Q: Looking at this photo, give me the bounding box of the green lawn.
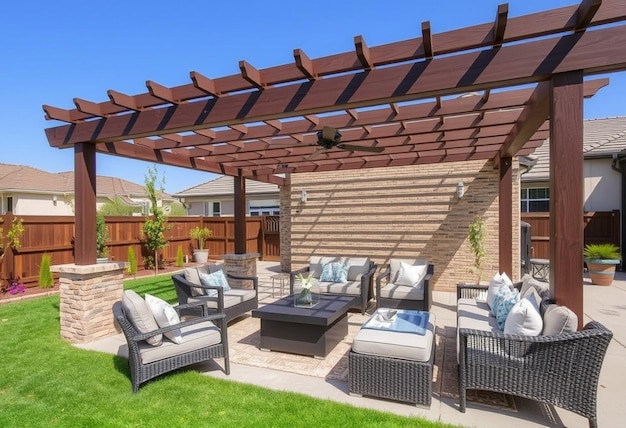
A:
[0,275,458,427]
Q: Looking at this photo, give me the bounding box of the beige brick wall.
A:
[281,159,522,291]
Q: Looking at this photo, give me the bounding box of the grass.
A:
[0,274,457,427]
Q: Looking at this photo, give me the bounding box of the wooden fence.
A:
[0,214,280,288]
[521,210,620,260]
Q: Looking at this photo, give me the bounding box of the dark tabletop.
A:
[251,294,356,326]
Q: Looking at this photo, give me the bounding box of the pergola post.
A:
[74,143,97,265]
[499,156,513,276]
[549,70,584,328]
[233,173,247,254]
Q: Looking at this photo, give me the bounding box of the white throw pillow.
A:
[144,294,183,344]
[504,297,543,336]
[395,261,426,288]
[486,272,513,310]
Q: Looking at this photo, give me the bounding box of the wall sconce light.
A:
[457,182,465,199]
[301,189,308,203]
[52,195,58,203]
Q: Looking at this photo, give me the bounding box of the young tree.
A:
[468,215,486,283]
[142,166,171,275]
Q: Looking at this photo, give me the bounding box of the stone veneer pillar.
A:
[222,253,259,290]
[51,262,129,344]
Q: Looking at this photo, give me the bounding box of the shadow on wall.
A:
[289,161,500,289]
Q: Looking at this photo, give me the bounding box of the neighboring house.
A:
[0,163,174,215]
[174,175,280,216]
[521,116,626,213]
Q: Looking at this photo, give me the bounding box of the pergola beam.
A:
[44,25,626,147]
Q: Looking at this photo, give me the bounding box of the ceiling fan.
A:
[307,126,385,159]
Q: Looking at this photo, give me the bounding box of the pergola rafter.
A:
[42,1,626,327]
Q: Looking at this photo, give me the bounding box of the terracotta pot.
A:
[585,259,620,286]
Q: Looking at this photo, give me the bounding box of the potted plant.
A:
[96,212,109,263]
[584,243,621,286]
[190,226,212,263]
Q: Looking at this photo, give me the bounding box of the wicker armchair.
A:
[112,301,230,393]
[172,270,258,324]
[457,284,613,428]
[376,260,433,310]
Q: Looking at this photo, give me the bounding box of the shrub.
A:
[175,245,184,267]
[39,253,54,288]
[126,246,137,275]
[468,215,486,282]
[584,243,621,260]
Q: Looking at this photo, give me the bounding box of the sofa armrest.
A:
[289,266,310,293]
[456,283,489,300]
[225,273,258,291]
[422,264,434,310]
[375,265,391,297]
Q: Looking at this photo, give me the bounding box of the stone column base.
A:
[52,262,129,344]
[223,253,259,289]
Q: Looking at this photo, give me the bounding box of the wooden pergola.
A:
[43,0,626,323]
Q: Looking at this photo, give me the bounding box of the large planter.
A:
[585,258,620,286]
[193,249,209,263]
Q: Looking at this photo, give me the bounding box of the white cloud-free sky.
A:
[2,0,624,193]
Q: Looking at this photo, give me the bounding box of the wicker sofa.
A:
[457,276,613,428]
[289,256,377,314]
[172,265,258,324]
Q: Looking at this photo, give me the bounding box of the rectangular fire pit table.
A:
[251,295,356,358]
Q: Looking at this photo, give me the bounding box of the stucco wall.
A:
[281,159,521,291]
[584,158,621,212]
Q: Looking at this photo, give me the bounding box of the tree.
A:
[168,202,188,216]
[99,196,139,216]
[141,166,171,274]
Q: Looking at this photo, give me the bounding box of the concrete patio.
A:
[81,261,626,428]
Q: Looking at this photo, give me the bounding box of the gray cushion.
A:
[319,281,362,296]
[342,257,371,281]
[352,313,436,362]
[138,320,222,364]
[122,290,162,346]
[184,266,209,297]
[191,288,256,309]
[542,304,578,335]
[457,298,498,332]
[379,283,425,301]
[520,274,550,300]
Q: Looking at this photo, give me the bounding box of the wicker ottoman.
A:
[348,311,435,406]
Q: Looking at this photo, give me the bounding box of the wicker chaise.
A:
[113,301,230,393]
[457,284,613,428]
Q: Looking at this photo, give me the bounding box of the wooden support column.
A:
[233,174,247,254]
[549,71,584,328]
[74,143,97,265]
[499,156,513,276]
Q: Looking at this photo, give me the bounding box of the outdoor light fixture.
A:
[457,182,465,199]
[52,195,58,203]
[301,189,308,203]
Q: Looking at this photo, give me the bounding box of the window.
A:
[249,205,280,216]
[521,187,549,212]
[204,201,221,216]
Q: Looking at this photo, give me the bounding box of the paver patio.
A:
[81,261,626,428]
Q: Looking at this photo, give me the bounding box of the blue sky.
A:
[2,0,625,194]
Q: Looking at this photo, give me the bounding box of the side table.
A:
[270,273,289,297]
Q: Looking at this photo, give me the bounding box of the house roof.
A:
[174,175,279,198]
[522,116,626,182]
[0,163,172,199]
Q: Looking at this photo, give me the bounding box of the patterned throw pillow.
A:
[199,270,231,297]
[493,289,520,330]
[320,262,349,283]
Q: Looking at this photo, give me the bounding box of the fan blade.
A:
[337,143,385,153]
[306,147,327,160]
